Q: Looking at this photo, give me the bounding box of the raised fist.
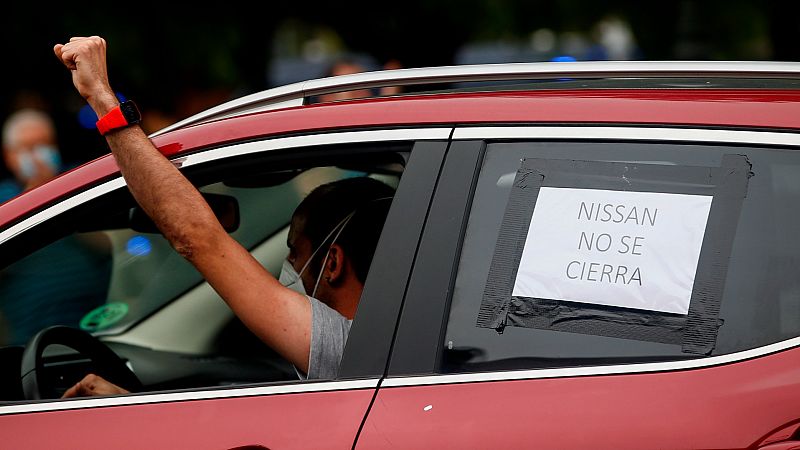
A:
[54,36,118,115]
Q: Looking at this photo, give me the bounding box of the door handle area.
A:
[758,443,800,450]
[758,422,800,449]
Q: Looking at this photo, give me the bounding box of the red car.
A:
[2,62,800,449]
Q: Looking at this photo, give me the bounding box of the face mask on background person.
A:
[279,211,355,298]
[14,145,62,181]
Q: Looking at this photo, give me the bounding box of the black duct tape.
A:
[477,155,752,355]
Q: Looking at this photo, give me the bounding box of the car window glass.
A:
[442,141,800,373]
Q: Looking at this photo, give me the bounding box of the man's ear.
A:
[325,243,346,283]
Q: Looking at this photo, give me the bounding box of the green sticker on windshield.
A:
[79,303,129,332]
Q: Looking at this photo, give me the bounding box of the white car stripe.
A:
[382,334,800,387]
[0,378,379,415]
[453,126,800,146]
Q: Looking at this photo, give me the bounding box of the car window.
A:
[0,165,398,348]
[441,141,800,373]
[0,137,414,402]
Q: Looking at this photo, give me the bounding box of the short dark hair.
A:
[293,177,395,283]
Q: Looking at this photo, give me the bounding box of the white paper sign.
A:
[512,187,713,315]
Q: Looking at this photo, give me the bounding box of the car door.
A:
[358,126,800,449]
[0,128,450,449]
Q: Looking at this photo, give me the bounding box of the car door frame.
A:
[385,124,800,377]
[361,125,800,449]
[0,127,451,450]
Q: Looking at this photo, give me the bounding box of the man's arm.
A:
[54,37,312,373]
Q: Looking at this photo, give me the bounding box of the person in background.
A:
[0,108,111,346]
[318,59,373,102]
[0,109,63,203]
[379,59,404,96]
[318,58,405,103]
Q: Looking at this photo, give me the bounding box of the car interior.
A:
[0,147,406,402]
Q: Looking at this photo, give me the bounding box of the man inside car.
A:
[53,36,394,397]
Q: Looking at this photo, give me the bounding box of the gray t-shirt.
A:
[297,296,352,380]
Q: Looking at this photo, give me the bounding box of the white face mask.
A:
[279,259,308,295]
[14,145,61,181]
[278,211,355,298]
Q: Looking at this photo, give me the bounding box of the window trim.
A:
[453,126,800,146]
[0,128,452,248]
[381,334,800,386]
[0,378,379,416]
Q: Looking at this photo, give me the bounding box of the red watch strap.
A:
[96,105,128,136]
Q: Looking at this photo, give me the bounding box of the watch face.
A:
[119,101,142,125]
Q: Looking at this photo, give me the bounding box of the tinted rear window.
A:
[442,141,800,373]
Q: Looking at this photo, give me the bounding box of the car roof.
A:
[2,61,800,229]
[152,60,800,135]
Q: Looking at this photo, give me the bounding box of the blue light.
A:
[78,105,99,129]
[126,235,152,256]
[551,55,577,62]
[77,92,128,129]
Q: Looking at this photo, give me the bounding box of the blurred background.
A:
[2,0,798,179]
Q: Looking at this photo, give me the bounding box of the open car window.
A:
[1,166,388,347]
[0,144,406,401]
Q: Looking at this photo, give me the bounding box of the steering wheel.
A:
[20,326,142,400]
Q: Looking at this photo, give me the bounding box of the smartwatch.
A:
[96,100,141,136]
